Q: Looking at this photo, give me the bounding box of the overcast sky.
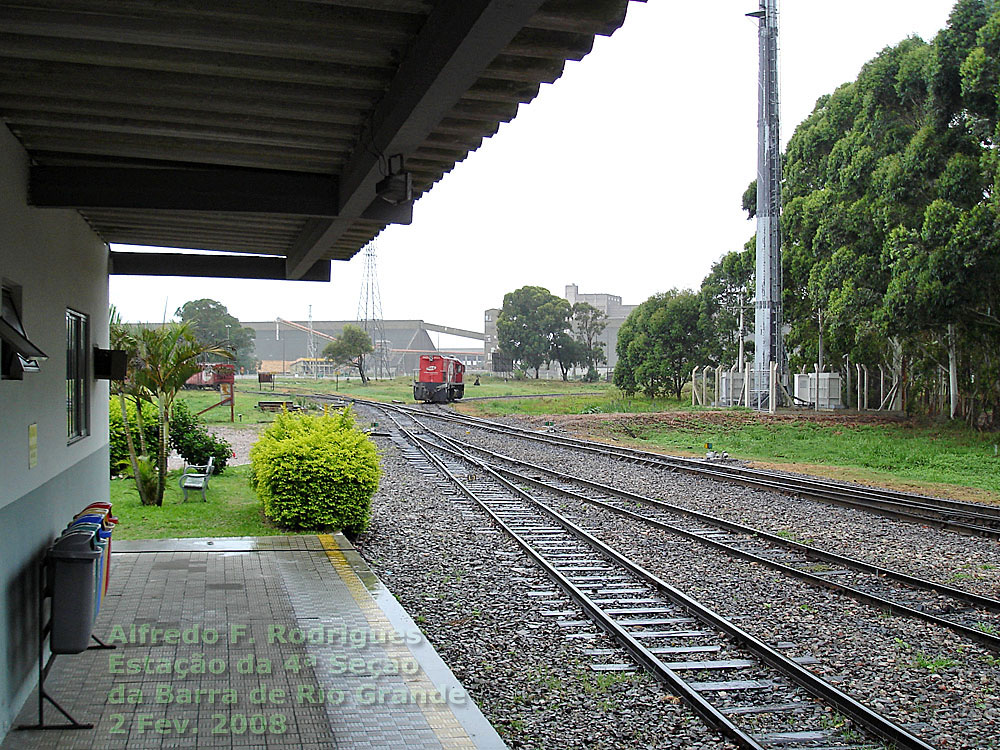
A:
[110,1,956,344]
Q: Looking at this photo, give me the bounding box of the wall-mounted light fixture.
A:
[375,154,412,206]
[1,285,46,380]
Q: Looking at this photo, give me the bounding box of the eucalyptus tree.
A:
[322,325,374,384]
[550,332,585,381]
[699,246,755,366]
[175,298,256,371]
[615,290,707,400]
[571,302,608,372]
[497,286,572,378]
[776,0,1000,422]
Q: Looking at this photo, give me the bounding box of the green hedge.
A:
[249,409,380,533]
[170,401,232,474]
[109,397,158,477]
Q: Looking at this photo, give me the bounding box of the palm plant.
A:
[133,322,231,506]
[109,307,153,504]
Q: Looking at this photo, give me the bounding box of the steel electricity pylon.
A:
[356,241,389,379]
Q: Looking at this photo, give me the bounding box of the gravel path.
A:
[167,423,262,470]
[353,404,1000,749]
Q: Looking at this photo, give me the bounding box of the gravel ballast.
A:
[207,402,998,747]
[351,404,1000,749]
[419,412,1000,599]
[358,436,734,750]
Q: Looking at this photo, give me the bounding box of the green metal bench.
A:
[178,456,214,502]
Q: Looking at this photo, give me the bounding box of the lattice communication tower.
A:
[356,241,389,378]
[306,305,317,377]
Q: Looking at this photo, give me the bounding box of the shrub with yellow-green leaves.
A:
[249,408,379,533]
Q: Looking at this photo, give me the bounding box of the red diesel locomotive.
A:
[413,354,465,403]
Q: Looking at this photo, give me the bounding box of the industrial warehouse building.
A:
[0,1,632,739]
[247,319,485,377]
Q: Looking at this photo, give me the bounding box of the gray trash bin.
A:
[47,529,101,654]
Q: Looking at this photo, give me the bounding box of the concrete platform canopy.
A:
[3,0,635,279]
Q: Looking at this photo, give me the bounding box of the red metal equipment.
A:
[184,363,235,390]
[185,363,236,421]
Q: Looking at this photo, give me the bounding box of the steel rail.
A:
[394,410,1000,651]
[382,407,937,750]
[426,406,1000,520]
[391,403,1000,538]
[498,462,1000,652]
[394,424,767,750]
[436,432,1000,606]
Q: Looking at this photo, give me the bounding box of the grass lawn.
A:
[110,465,302,539]
[176,388,289,424]
[175,378,1000,504]
[447,385,1000,502]
[226,374,613,406]
[455,391,691,417]
[594,417,1000,503]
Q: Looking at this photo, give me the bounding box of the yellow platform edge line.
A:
[317,534,477,750]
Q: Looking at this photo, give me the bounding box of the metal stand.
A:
[15,560,115,731]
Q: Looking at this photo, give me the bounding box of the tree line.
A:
[614,0,1000,428]
[495,286,608,380]
[782,0,999,426]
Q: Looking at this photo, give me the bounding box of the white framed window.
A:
[66,308,90,442]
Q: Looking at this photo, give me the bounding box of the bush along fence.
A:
[109,398,232,477]
[689,361,906,413]
[249,408,380,533]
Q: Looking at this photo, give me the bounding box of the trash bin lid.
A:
[74,513,115,530]
[57,527,94,543]
[72,514,104,525]
[77,503,112,525]
[48,530,100,560]
[75,510,108,523]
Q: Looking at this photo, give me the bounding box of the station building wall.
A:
[0,125,110,737]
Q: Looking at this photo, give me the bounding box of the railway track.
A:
[386,402,1000,540]
[357,401,1000,651]
[377,405,936,750]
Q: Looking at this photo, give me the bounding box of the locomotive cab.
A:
[413,355,465,403]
